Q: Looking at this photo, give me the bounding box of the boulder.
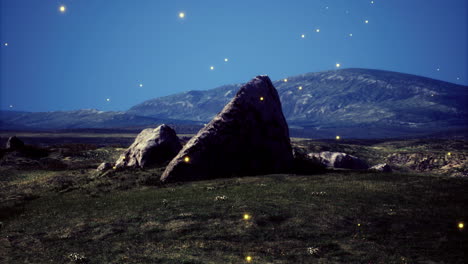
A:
[97,162,113,172]
[369,163,392,172]
[115,124,182,168]
[6,136,24,150]
[161,75,293,183]
[308,151,368,170]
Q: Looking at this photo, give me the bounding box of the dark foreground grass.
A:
[1,171,467,263]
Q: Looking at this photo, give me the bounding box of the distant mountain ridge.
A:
[1,68,467,138]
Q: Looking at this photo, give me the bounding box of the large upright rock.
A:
[161,75,293,183]
[115,124,182,168]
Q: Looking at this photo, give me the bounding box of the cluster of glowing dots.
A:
[459,222,464,230]
[179,12,185,19]
[184,156,190,163]
[245,256,252,262]
[59,5,66,13]
[336,136,341,140]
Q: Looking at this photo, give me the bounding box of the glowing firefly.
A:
[179,12,185,18]
[184,156,190,163]
[224,58,228,62]
[139,83,143,87]
[283,78,288,82]
[210,66,214,70]
[106,98,110,102]
[447,152,452,156]
[336,63,341,68]
[301,34,305,38]
[316,29,320,33]
[365,20,369,24]
[298,86,303,90]
[245,256,252,262]
[459,222,464,230]
[4,43,8,46]
[260,97,264,101]
[243,214,251,220]
[59,5,66,13]
[336,135,341,140]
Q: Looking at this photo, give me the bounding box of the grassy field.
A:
[1,170,467,263]
[0,133,467,263]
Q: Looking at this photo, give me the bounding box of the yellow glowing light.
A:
[284,78,288,82]
[113,166,116,170]
[301,34,305,38]
[336,136,341,140]
[298,86,303,90]
[210,66,214,70]
[458,222,464,229]
[316,29,320,33]
[243,214,251,220]
[184,156,190,163]
[260,97,264,101]
[365,20,369,24]
[59,5,66,13]
[357,223,361,227]
[224,58,228,62]
[336,63,341,68]
[246,256,252,262]
[447,152,452,156]
[179,12,185,18]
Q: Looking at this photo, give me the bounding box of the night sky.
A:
[1,0,467,112]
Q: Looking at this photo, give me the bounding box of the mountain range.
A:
[1,68,467,138]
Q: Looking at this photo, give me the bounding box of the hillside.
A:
[1,68,467,138]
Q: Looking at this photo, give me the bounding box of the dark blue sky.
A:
[1,0,467,112]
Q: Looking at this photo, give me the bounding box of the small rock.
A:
[5,136,24,150]
[308,151,368,170]
[96,162,112,172]
[369,163,392,172]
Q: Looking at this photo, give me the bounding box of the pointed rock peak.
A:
[161,75,293,183]
[115,124,182,169]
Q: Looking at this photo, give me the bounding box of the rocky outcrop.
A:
[161,75,293,183]
[307,151,368,170]
[369,163,392,172]
[6,136,24,150]
[115,124,182,168]
[387,152,466,173]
